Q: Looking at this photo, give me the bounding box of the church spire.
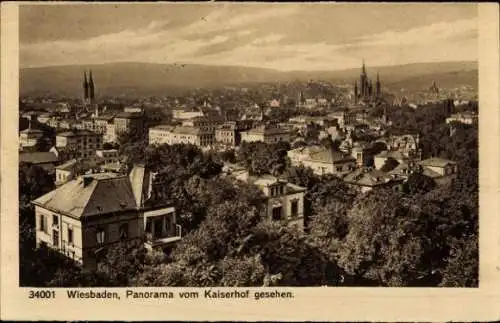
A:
[376,72,381,98]
[354,81,358,103]
[88,69,95,102]
[83,71,89,101]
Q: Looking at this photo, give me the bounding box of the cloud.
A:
[251,34,285,45]
[20,6,477,71]
[351,18,477,47]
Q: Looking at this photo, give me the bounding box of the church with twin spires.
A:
[82,70,96,106]
[82,70,102,118]
[353,61,381,103]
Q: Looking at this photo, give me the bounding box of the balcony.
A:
[143,207,182,251]
[145,224,182,250]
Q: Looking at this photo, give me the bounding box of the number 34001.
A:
[28,290,55,299]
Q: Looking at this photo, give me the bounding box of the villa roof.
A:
[19,151,58,164]
[375,150,408,160]
[32,173,138,218]
[290,146,354,164]
[344,168,398,187]
[248,174,306,193]
[419,157,457,168]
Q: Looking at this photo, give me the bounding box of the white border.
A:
[2,2,499,321]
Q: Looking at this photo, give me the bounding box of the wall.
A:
[35,206,84,263]
[81,211,143,271]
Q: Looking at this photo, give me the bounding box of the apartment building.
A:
[240,125,290,144]
[149,125,213,147]
[114,112,146,137]
[55,130,103,159]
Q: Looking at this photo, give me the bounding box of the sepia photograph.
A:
[14,2,482,290]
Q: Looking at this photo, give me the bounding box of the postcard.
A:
[1,2,499,321]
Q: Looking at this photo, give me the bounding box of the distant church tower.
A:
[360,60,368,98]
[354,81,358,103]
[88,70,95,103]
[376,72,381,98]
[83,69,96,106]
[83,71,89,103]
[297,91,305,107]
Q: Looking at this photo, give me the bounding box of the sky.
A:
[19,3,478,71]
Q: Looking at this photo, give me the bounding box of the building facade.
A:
[149,125,213,147]
[288,146,357,176]
[445,112,478,126]
[32,166,182,270]
[240,125,290,144]
[114,112,146,138]
[56,130,103,160]
[234,172,306,230]
[19,123,44,151]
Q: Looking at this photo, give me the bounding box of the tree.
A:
[439,233,478,287]
[219,255,266,286]
[403,172,436,194]
[19,163,55,209]
[337,190,433,286]
[96,240,148,286]
[236,141,291,177]
[308,203,349,262]
[241,222,341,286]
[308,174,356,212]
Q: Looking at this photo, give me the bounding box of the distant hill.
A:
[20,61,477,97]
[382,69,478,93]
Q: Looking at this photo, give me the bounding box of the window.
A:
[53,215,58,227]
[291,200,299,218]
[272,207,283,221]
[67,227,73,244]
[96,228,106,245]
[336,166,343,172]
[52,229,59,247]
[40,214,47,233]
[165,218,171,233]
[119,223,129,240]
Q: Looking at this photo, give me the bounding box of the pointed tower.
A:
[88,70,95,103]
[360,60,367,98]
[383,105,389,124]
[354,81,358,103]
[376,72,381,98]
[297,91,304,107]
[83,71,89,102]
